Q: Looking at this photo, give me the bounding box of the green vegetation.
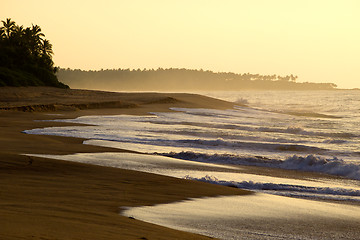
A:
[0,18,68,88]
[58,68,337,91]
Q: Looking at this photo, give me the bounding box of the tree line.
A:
[58,68,337,91]
[0,18,68,88]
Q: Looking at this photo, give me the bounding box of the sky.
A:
[2,0,360,89]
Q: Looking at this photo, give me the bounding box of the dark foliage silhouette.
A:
[0,18,68,88]
[58,68,337,91]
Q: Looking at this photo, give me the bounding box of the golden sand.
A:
[2,87,360,240]
[0,87,247,240]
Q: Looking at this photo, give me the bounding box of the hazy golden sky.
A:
[2,0,360,88]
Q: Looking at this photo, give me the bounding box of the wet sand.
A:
[1,87,360,239]
[124,194,360,239]
[26,152,360,239]
[0,87,247,240]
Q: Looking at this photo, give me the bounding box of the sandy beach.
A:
[2,2,360,239]
[2,87,360,240]
[0,87,248,240]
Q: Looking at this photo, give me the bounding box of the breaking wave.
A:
[149,119,356,139]
[161,152,360,180]
[184,175,360,201]
[173,138,324,153]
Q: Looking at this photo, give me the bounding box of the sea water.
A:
[24,90,360,239]
[24,90,360,200]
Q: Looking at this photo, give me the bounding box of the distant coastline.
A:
[57,68,338,91]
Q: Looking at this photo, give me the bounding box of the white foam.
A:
[27,152,360,202]
[24,104,360,163]
[185,175,360,201]
[282,155,360,180]
[163,152,360,180]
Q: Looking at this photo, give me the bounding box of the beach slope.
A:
[0,87,247,240]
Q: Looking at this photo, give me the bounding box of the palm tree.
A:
[12,25,24,45]
[30,24,45,41]
[290,74,298,82]
[0,18,16,39]
[0,28,4,39]
[30,25,45,55]
[41,39,53,58]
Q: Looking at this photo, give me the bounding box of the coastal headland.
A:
[0,87,248,240]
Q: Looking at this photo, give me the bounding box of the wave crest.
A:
[185,175,360,196]
[184,175,360,201]
[161,152,360,180]
[282,155,360,179]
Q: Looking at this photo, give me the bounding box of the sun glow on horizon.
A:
[2,0,360,89]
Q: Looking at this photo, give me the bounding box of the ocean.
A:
[25,90,360,239]
[25,90,360,199]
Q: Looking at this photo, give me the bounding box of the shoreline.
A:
[2,87,360,239]
[0,87,247,239]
